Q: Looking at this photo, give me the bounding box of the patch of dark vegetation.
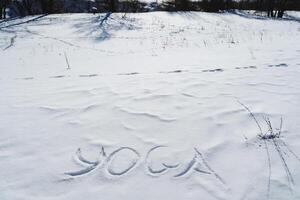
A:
[1,0,299,19]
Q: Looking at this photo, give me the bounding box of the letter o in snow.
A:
[106,147,140,176]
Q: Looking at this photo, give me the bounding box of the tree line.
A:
[1,0,300,19]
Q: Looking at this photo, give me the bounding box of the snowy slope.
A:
[0,11,300,200]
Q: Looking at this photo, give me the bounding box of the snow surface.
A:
[0,11,300,200]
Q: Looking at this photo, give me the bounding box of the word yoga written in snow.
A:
[64,146,226,186]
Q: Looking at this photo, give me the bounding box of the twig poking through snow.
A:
[64,52,71,70]
[272,139,294,189]
[239,101,300,196]
[237,100,263,136]
[264,140,271,200]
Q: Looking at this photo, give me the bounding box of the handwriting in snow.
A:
[65,145,226,186]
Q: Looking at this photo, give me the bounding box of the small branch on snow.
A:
[64,51,71,70]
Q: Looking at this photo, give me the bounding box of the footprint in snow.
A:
[79,74,98,78]
[160,70,188,74]
[202,68,224,73]
[118,72,139,76]
[50,75,65,78]
[23,77,34,80]
[235,66,257,69]
[268,63,288,68]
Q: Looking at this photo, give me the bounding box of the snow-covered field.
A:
[0,11,300,200]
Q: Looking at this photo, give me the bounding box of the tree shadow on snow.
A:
[166,11,203,20]
[72,12,141,42]
[283,13,300,23]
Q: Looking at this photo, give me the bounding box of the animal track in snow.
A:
[202,68,224,73]
[268,63,288,68]
[235,66,257,69]
[23,77,34,80]
[118,72,139,76]
[79,74,98,77]
[160,70,188,74]
[50,75,65,79]
[13,63,294,82]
